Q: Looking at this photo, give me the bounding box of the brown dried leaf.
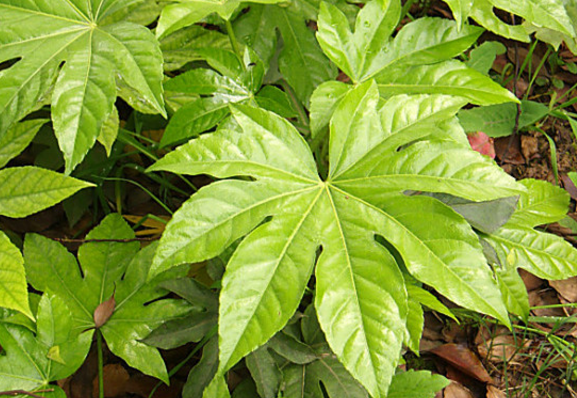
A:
[550,276,577,303]
[520,135,539,161]
[475,326,525,364]
[486,385,507,398]
[443,381,474,398]
[94,292,116,329]
[430,344,492,383]
[92,364,130,398]
[518,269,542,291]
[495,136,525,165]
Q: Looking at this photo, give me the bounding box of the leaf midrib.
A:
[330,184,504,319]
[221,186,324,371]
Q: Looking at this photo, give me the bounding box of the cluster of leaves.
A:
[2,0,577,397]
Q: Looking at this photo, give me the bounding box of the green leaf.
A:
[443,0,472,28]
[317,0,400,82]
[0,292,92,391]
[246,347,282,398]
[156,0,284,39]
[0,119,48,169]
[469,0,530,42]
[183,337,219,398]
[487,0,575,37]
[466,41,506,74]
[97,106,119,156]
[508,179,569,227]
[23,214,192,383]
[387,370,449,398]
[160,25,231,72]
[378,18,483,74]
[0,1,165,173]
[268,332,317,364]
[493,250,530,320]
[487,225,577,281]
[404,295,424,353]
[0,166,94,218]
[282,344,369,398]
[406,284,457,321]
[376,60,518,106]
[142,278,218,350]
[310,81,351,138]
[234,5,278,68]
[0,231,32,320]
[270,6,337,106]
[457,100,549,137]
[151,84,522,396]
[255,86,298,118]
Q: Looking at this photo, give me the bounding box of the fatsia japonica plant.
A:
[144,1,577,398]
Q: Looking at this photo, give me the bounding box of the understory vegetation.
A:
[2,0,577,397]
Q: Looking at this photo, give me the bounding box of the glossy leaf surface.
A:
[0,0,165,172]
[149,81,521,396]
[0,231,32,319]
[0,167,93,218]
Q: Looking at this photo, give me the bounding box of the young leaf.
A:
[0,167,94,218]
[23,214,192,383]
[0,0,166,173]
[0,231,32,320]
[317,0,400,82]
[150,81,521,396]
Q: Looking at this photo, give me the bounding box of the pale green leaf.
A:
[218,189,322,373]
[0,231,32,320]
[486,225,577,281]
[493,250,530,320]
[156,0,284,39]
[488,0,574,37]
[443,0,472,28]
[376,60,518,106]
[203,376,231,398]
[0,1,166,172]
[0,166,94,218]
[466,41,506,74]
[310,81,351,138]
[378,18,483,74]
[97,105,119,156]
[508,179,569,228]
[0,119,48,169]
[404,297,424,353]
[469,0,530,42]
[406,284,457,321]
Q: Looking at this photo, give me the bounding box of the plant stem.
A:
[96,330,104,398]
[226,19,244,70]
[280,80,309,130]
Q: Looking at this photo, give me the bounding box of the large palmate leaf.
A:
[0,0,166,173]
[311,10,516,136]
[23,214,192,383]
[0,293,92,394]
[148,80,522,397]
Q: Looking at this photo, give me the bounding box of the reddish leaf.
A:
[467,132,495,159]
[430,344,492,383]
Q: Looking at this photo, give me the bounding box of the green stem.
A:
[280,80,309,130]
[97,330,104,398]
[226,19,244,70]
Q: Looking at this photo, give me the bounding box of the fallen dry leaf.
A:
[475,326,526,364]
[93,364,129,398]
[518,269,543,291]
[486,385,507,398]
[550,276,577,303]
[431,344,492,383]
[443,381,475,398]
[520,135,539,161]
